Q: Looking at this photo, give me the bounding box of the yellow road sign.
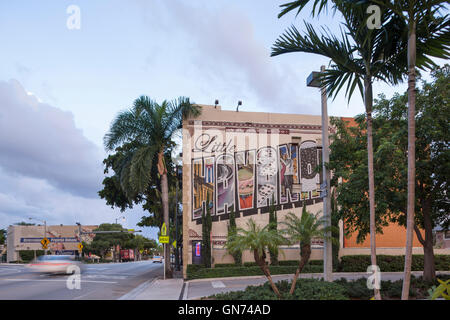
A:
[41,237,50,249]
[172,240,176,248]
[161,223,167,236]
[77,243,83,251]
[159,236,169,244]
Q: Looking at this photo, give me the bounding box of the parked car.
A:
[152,255,163,263]
[26,255,84,274]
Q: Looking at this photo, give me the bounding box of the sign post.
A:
[159,222,169,280]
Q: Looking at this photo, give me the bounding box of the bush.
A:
[334,278,373,300]
[18,250,45,263]
[186,264,323,280]
[210,278,349,300]
[339,255,450,272]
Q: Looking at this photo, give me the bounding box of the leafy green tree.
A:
[14,222,35,226]
[273,0,449,299]
[201,195,212,268]
[331,189,341,269]
[227,209,242,265]
[82,223,133,259]
[268,198,279,265]
[367,0,450,299]
[282,204,338,295]
[103,95,201,277]
[0,229,6,245]
[329,65,449,284]
[226,219,287,298]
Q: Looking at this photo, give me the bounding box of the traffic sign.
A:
[172,240,177,248]
[41,237,50,249]
[159,236,169,243]
[161,223,167,236]
[77,243,83,252]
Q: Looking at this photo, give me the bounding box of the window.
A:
[444,230,450,240]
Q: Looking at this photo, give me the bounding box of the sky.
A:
[0,1,445,241]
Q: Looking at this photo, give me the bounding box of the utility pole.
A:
[307,65,333,282]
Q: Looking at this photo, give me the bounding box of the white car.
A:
[152,255,163,263]
[26,255,83,274]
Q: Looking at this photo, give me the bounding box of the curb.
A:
[185,270,450,284]
[117,277,159,300]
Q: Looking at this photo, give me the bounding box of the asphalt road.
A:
[0,260,163,300]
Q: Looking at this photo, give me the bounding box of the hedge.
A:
[187,264,323,280]
[339,255,450,272]
[18,250,46,263]
[210,278,349,300]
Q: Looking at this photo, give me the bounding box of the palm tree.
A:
[282,205,338,295]
[226,219,287,298]
[368,0,450,300]
[104,96,201,277]
[273,1,406,299]
[273,0,449,299]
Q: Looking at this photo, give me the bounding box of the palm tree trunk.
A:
[254,250,281,298]
[365,76,381,300]
[159,150,172,278]
[289,243,311,295]
[402,21,416,300]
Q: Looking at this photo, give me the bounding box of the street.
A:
[0,260,163,300]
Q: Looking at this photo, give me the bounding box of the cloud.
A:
[0,79,103,198]
[151,1,314,114]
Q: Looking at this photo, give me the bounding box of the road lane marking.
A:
[211,281,226,288]
[0,278,117,284]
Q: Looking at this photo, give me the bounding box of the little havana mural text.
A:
[192,140,323,220]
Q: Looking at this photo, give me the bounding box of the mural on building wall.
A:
[192,157,215,220]
[300,141,322,199]
[216,154,235,215]
[256,147,278,208]
[236,150,255,211]
[191,140,323,220]
[279,144,300,204]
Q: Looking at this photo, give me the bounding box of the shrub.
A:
[210,278,349,300]
[186,264,323,280]
[339,255,450,272]
[334,278,373,300]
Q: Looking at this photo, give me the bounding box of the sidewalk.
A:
[118,269,185,300]
[119,270,450,300]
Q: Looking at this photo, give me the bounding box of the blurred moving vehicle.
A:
[152,255,163,263]
[26,255,84,274]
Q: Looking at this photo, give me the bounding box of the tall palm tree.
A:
[226,219,287,298]
[272,1,406,299]
[282,205,338,295]
[104,96,201,277]
[368,0,450,300]
[273,0,449,299]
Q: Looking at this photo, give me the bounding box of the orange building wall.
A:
[344,222,424,248]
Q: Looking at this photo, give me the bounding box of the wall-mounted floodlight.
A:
[215,99,219,108]
[236,100,242,112]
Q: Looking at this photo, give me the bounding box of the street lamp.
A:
[115,216,125,225]
[29,217,47,255]
[307,65,333,282]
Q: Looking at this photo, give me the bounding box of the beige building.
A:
[182,105,330,278]
[7,224,97,262]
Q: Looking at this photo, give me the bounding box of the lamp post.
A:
[29,217,47,255]
[115,216,125,225]
[307,65,333,282]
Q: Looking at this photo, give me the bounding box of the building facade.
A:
[182,106,329,277]
[7,224,97,262]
